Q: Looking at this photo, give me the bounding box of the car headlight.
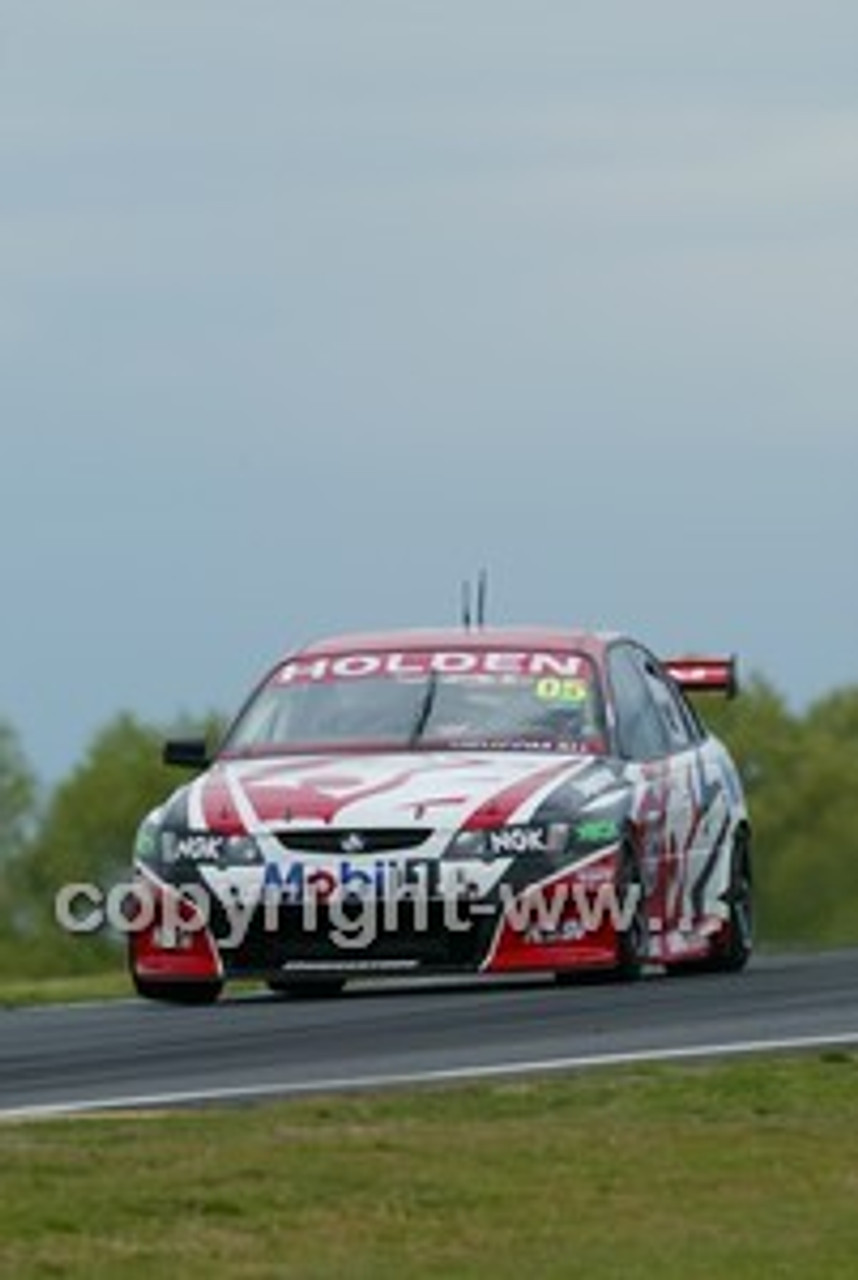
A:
[446,822,571,859]
[133,815,161,862]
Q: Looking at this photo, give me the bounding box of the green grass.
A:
[0,970,131,1008]
[2,1054,858,1278]
[0,970,265,1008]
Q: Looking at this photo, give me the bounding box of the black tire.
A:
[555,844,646,985]
[266,978,346,1000]
[132,973,223,1004]
[709,830,754,972]
[611,844,647,981]
[665,831,753,976]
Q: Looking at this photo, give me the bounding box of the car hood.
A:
[175,750,617,837]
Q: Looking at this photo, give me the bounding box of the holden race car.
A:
[129,627,752,1003]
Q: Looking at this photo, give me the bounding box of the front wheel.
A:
[132,974,223,1004]
[611,845,647,981]
[555,845,647,985]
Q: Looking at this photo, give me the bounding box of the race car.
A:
[128,627,752,1003]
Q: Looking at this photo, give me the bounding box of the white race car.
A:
[129,626,751,1002]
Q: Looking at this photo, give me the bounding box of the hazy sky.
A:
[2,2,856,781]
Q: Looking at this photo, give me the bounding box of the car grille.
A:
[274,829,432,854]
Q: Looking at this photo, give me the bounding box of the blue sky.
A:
[1,2,856,781]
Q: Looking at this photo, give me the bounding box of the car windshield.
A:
[221,649,607,756]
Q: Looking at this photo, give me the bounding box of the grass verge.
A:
[0,970,131,1008]
[2,1054,858,1278]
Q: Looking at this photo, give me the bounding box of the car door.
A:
[605,642,699,958]
[645,654,740,946]
[634,649,719,950]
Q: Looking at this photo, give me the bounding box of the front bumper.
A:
[129,850,624,984]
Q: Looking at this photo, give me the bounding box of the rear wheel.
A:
[132,974,223,1004]
[666,831,753,976]
[709,831,753,972]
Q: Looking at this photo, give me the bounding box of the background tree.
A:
[0,718,40,977]
[765,688,858,943]
[695,676,858,946]
[2,710,224,978]
[0,718,38,865]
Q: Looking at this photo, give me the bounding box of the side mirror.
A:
[162,738,211,769]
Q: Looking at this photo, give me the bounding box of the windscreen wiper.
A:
[408,671,438,747]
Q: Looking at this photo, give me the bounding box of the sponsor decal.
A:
[534,677,589,704]
[158,832,260,869]
[497,879,642,948]
[163,833,225,864]
[276,651,587,684]
[262,858,440,903]
[574,819,621,844]
[486,826,551,855]
[525,918,587,944]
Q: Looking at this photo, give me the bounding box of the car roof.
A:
[287,626,621,661]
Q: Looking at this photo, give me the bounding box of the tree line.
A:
[0,676,856,981]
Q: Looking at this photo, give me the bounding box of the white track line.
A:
[4,1029,858,1121]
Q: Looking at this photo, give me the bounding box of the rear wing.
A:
[664,655,738,699]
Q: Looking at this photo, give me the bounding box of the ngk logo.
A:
[487,827,548,855]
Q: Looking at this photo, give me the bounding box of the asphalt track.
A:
[2,950,858,1119]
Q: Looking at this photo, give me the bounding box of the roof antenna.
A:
[461,578,472,631]
[476,568,488,629]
